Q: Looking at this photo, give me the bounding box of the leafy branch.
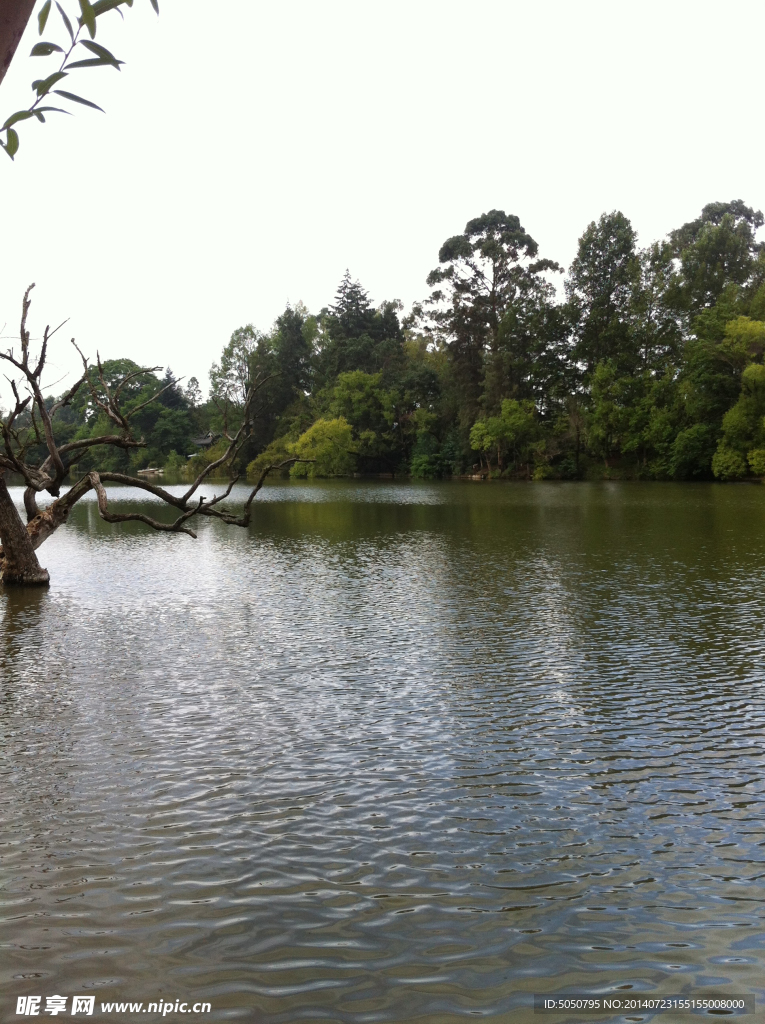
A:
[1,0,158,160]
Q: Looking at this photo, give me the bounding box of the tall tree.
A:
[485,284,570,414]
[670,200,764,315]
[328,271,376,341]
[566,210,641,377]
[423,209,559,422]
[273,303,313,401]
[631,240,684,372]
[210,326,262,409]
[244,304,315,452]
[315,272,404,387]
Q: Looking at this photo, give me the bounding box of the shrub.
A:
[712,443,748,480]
[246,438,291,481]
[747,448,765,476]
[289,418,357,478]
[669,424,715,478]
[164,450,186,474]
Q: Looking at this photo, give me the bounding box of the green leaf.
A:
[38,0,52,34]
[32,105,71,122]
[80,39,123,66]
[6,128,19,158]
[92,0,130,14]
[79,0,97,37]
[53,89,105,111]
[3,110,34,129]
[30,41,64,56]
[33,71,68,95]
[56,2,74,40]
[66,57,111,68]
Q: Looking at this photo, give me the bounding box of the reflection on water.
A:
[1,481,764,1022]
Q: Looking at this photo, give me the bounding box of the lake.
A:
[1,480,764,1022]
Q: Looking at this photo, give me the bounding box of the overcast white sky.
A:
[0,0,763,401]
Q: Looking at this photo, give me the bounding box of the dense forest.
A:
[21,199,765,482]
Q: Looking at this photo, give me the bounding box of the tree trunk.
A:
[0,0,36,88]
[0,476,50,584]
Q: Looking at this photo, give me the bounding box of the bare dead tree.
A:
[0,285,299,585]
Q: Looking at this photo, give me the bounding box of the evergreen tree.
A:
[316,272,404,386]
[670,200,764,315]
[422,210,559,450]
[328,271,376,340]
[566,211,641,378]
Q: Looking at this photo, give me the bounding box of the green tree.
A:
[566,211,642,377]
[254,303,316,444]
[274,303,313,400]
[712,363,765,479]
[423,210,560,429]
[632,240,684,372]
[671,314,765,478]
[718,316,765,368]
[184,377,203,408]
[315,273,405,388]
[670,200,764,315]
[669,423,716,479]
[586,361,629,467]
[469,399,537,476]
[488,290,572,415]
[289,418,356,478]
[210,326,261,408]
[327,371,402,472]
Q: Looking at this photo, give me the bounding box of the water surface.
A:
[1,481,764,1022]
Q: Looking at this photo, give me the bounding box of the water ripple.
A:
[1,481,764,1021]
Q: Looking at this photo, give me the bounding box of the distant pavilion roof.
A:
[191,431,219,448]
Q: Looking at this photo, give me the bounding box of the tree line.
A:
[17,198,765,483]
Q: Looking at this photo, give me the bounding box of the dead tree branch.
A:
[0,287,304,584]
[88,472,202,538]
